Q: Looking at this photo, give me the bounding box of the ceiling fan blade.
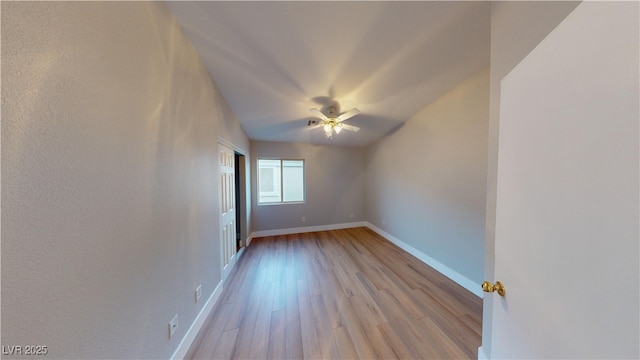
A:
[309,108,328,121]
[340,124,360,132]
[337,108,360,122]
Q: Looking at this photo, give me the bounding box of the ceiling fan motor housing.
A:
[327,106,338,118]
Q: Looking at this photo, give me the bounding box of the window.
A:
[258,159,305,204]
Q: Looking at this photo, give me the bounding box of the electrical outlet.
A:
[195,285,202,303]
[169,314,178,339]
[382,219,386,226]
[350,213,354,219]
[301,216,306,222]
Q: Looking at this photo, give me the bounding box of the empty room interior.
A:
[2,1,639,359]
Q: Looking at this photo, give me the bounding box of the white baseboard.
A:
[246,233,254,247]
[365,222,483,298]
[170,279,224,359]
[250,221,367,238]
[478,346,488,360]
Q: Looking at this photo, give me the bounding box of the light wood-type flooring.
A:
[185,227,482,359]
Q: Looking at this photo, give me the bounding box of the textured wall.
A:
[250,141,366,231]
[365,69,489,286]
[1,2,248,358]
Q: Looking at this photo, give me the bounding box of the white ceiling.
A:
[166,1,491,147]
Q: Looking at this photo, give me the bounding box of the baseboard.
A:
[250,221,367,238]
[365,222,483,298]
[246,233,254,247]
[170,279,224,359]
[478,346,488,360]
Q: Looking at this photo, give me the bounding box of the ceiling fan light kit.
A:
[309,106,360,138]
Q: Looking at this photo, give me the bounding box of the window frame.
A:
[257,158,306,205]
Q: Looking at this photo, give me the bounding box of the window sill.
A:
[257,201,306,206]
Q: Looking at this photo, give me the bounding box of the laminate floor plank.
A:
[184,301,233,360]
[309,294,341,359]
[221,238,267,304]
[284,265,303,359]
[378,321,421,359]
[319,268,347,329]
[212,329,238,360]
[415,288,482,357]
[375,288,443,359]
[271,276,286,313]
[223,266,266,332]
[248,282,274,359]
[303,251,326,298]
[298,283,322,359]
[348,295,397,359]
[337,295,378,359]
[229,271,268,360]
[460,313,483,337]
[373,266,426,320]
[267,309,286,360]
[185,227,482,359]
[333,326,359,359]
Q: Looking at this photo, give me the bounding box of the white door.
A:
[219,143,236,280]
[488,2,639,359]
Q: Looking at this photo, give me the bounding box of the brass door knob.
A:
[482,281,506,296]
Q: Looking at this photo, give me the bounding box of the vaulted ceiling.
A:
[166,1,491,147]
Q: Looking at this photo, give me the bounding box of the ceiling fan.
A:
[309,106,360,138]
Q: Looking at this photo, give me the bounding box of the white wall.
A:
[251,141,366,232]
[365,69,489,286]
[1,2,249,359]
[482,2,580,356]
